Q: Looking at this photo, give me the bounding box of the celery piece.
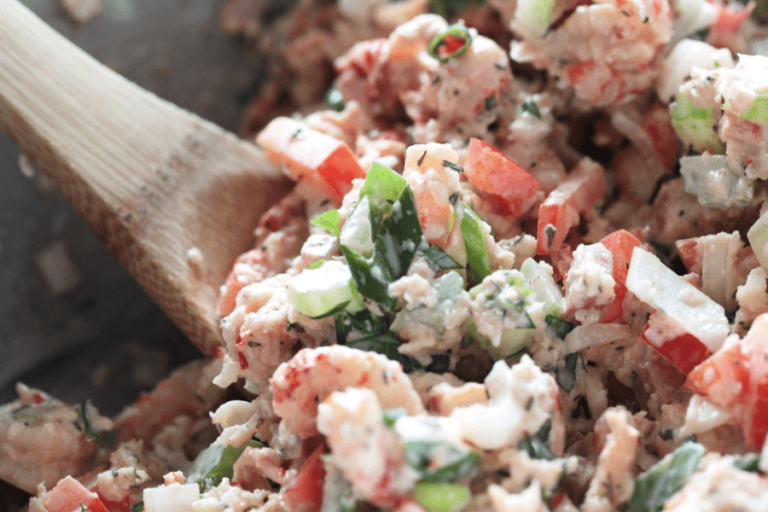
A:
[287,260,360,319]
[413,483,472,512]
[740,94,768,124]
[513,0,555,39]
[671,93,724,154]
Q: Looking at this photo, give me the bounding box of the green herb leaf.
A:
[360,162,408,203]
[80,504,89,512]
[545,225,556,251]
[733,453,761,473]
[382,408,407,427]
[627,442,705,512]
[77,400,100,441]
[130,501,144,512]
[556,352,579,393]
[484,96,497,110]
[311,209,341,236]
[460,203,491,284]
[326,87,345,112]
[187,440,263,492]
[405,441,481,483]
[428,24,473,63]
[341,179,422,312]
[335,309,388,344]
[421,244,463,272]
[545,314,573,339]
[308,260,325,270]
[521,98,542,119]
[347,331,424,372]
[518,420,555,461]
[342,245,397,311]
[413,482,472,512]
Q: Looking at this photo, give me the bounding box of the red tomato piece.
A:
[687,314,768,448]
[43,477,109,512]
[464,138,541,218]
[257,117,365,203]
[644,328,711,375]
[283,445,326,512]
[600,229,642,323]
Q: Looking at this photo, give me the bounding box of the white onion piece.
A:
[564,323,631,354]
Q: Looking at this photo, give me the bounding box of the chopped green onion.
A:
[187,440,263,492]
[130,501,144,512]
[626,442,705,512]
[484,96,497,110]
[518,420,555,460]
[556,352,579,393]
[521,98,542,119]
[311,209,341,237]
[413,482,472,512]
[428,24,472,64]
[421,244,463,271]
[77,400,100,441]
[545,314,573,339]
[405,441,481,483]
[326,87,345,112]
[460,203,491,284]
[346,331,423,372]
[382,408,407,427]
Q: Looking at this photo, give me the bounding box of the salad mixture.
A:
[6,0,768,511]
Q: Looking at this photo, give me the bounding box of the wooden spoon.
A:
[0,0,292,356]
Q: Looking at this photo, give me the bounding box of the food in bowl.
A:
[5,1,768,511]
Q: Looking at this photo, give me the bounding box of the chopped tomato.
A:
[536,158,605,255]
[687,313,768,448]
[257,117,365,203]
[464,138,542,218]
[600,229,642,323]
[643,325,711,375]
[283,445,326,512]
[43,477,109,512]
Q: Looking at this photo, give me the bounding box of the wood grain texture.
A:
[0,0,292,355]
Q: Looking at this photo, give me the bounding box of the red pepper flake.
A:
[239,352,250,369]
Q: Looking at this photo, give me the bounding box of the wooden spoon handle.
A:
[0,0,291,355]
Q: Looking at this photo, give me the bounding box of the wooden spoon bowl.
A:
[0,0,292,355]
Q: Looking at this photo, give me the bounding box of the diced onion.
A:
[564,323,631,354]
